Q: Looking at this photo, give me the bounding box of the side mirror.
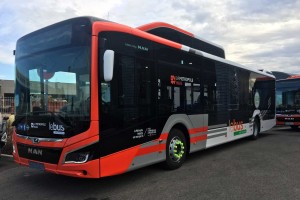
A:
[103,50,115,82]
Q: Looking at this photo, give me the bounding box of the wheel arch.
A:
[160,114,193,154]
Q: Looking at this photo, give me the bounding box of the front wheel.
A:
[163,129,187,170]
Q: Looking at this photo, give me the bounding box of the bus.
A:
[13,17,276,178]
[276,75,300,129]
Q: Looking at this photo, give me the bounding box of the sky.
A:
[1,0,300,80]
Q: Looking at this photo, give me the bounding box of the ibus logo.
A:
[49,122,65,135]
[229,119,246,136]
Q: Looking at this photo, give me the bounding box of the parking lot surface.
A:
[0,127,299,200]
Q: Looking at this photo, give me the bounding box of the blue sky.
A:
[1,0,300,80]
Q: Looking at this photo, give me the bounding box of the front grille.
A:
[17,143,62,164]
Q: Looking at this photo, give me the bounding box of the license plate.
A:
[29,161,45,171]
[285,122,294,125]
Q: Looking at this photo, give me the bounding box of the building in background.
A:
[0,80,15,114]
[0,80,14,98]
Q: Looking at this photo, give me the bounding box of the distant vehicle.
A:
[276,75,300,129]
[13,16,276,178]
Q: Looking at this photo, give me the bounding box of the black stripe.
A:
[207,132,227,139]
[189,48,196,54]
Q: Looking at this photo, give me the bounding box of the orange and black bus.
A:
[276,75,300,129]
[13,17,276,178]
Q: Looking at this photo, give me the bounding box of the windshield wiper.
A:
[50,111,72,126]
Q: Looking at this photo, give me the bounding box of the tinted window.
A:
[250,73,275,119]
[16,17,91,59]
[156,46,202,115]
[276,79,300,114]
[148,27,225,58]
[98,32,157,156]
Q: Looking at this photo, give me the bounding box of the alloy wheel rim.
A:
[169,136,185,162]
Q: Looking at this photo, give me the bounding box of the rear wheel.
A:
[163,129,187,170]
[251,118,260,140]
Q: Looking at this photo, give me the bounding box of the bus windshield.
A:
[276,79,300,114]
[14,18,91,138]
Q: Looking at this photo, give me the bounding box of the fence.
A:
[0,97,69,115]
[0,97,14,114]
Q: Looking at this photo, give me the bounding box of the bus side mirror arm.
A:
[103,50,115,82]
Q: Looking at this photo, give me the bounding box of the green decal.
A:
[234,129,247,136]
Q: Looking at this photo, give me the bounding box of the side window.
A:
[202,58,217,113]
[105,53,155,127]
[157,46,202,115]
[238,69,250,111]
[229,66,239,110]
[99,32,155,130]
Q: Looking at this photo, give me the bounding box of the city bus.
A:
[13,17,276,178]
[276,75,300,129]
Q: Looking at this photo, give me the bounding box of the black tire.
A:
[163,129,187,170]
[250,118,260,140]
[291,125,299,130]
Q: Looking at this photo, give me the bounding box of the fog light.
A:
[65,151,90,164]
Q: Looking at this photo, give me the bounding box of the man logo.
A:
[28,148,43,156]
[32,138,40,144]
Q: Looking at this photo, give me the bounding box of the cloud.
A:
[1,0,300,80]
[0,42,15,64]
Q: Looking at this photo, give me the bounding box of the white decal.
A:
[133,128,157,139]
[254,92,260,109]
[31,123,47,129]
[146,128,157,137]
[133,129,145,139]
[49,122,65,135]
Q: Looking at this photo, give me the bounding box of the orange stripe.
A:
[137,22,194,37]
[189,126,208,134]
[277,121,300,125]
[159,132,168,140]
[136,144,166,156]
[100,145,141,177]
[277,115,300,118]
[287,75,300,79]
[190,134,208,143]
[91,35,99,121]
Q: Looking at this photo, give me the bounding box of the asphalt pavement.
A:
[0,126,299,200]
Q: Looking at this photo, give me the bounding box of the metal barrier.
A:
[0,97,14,115]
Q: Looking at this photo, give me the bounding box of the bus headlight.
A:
[65,151,90,164]
[64,142,98,164]
[13,143,16,154]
